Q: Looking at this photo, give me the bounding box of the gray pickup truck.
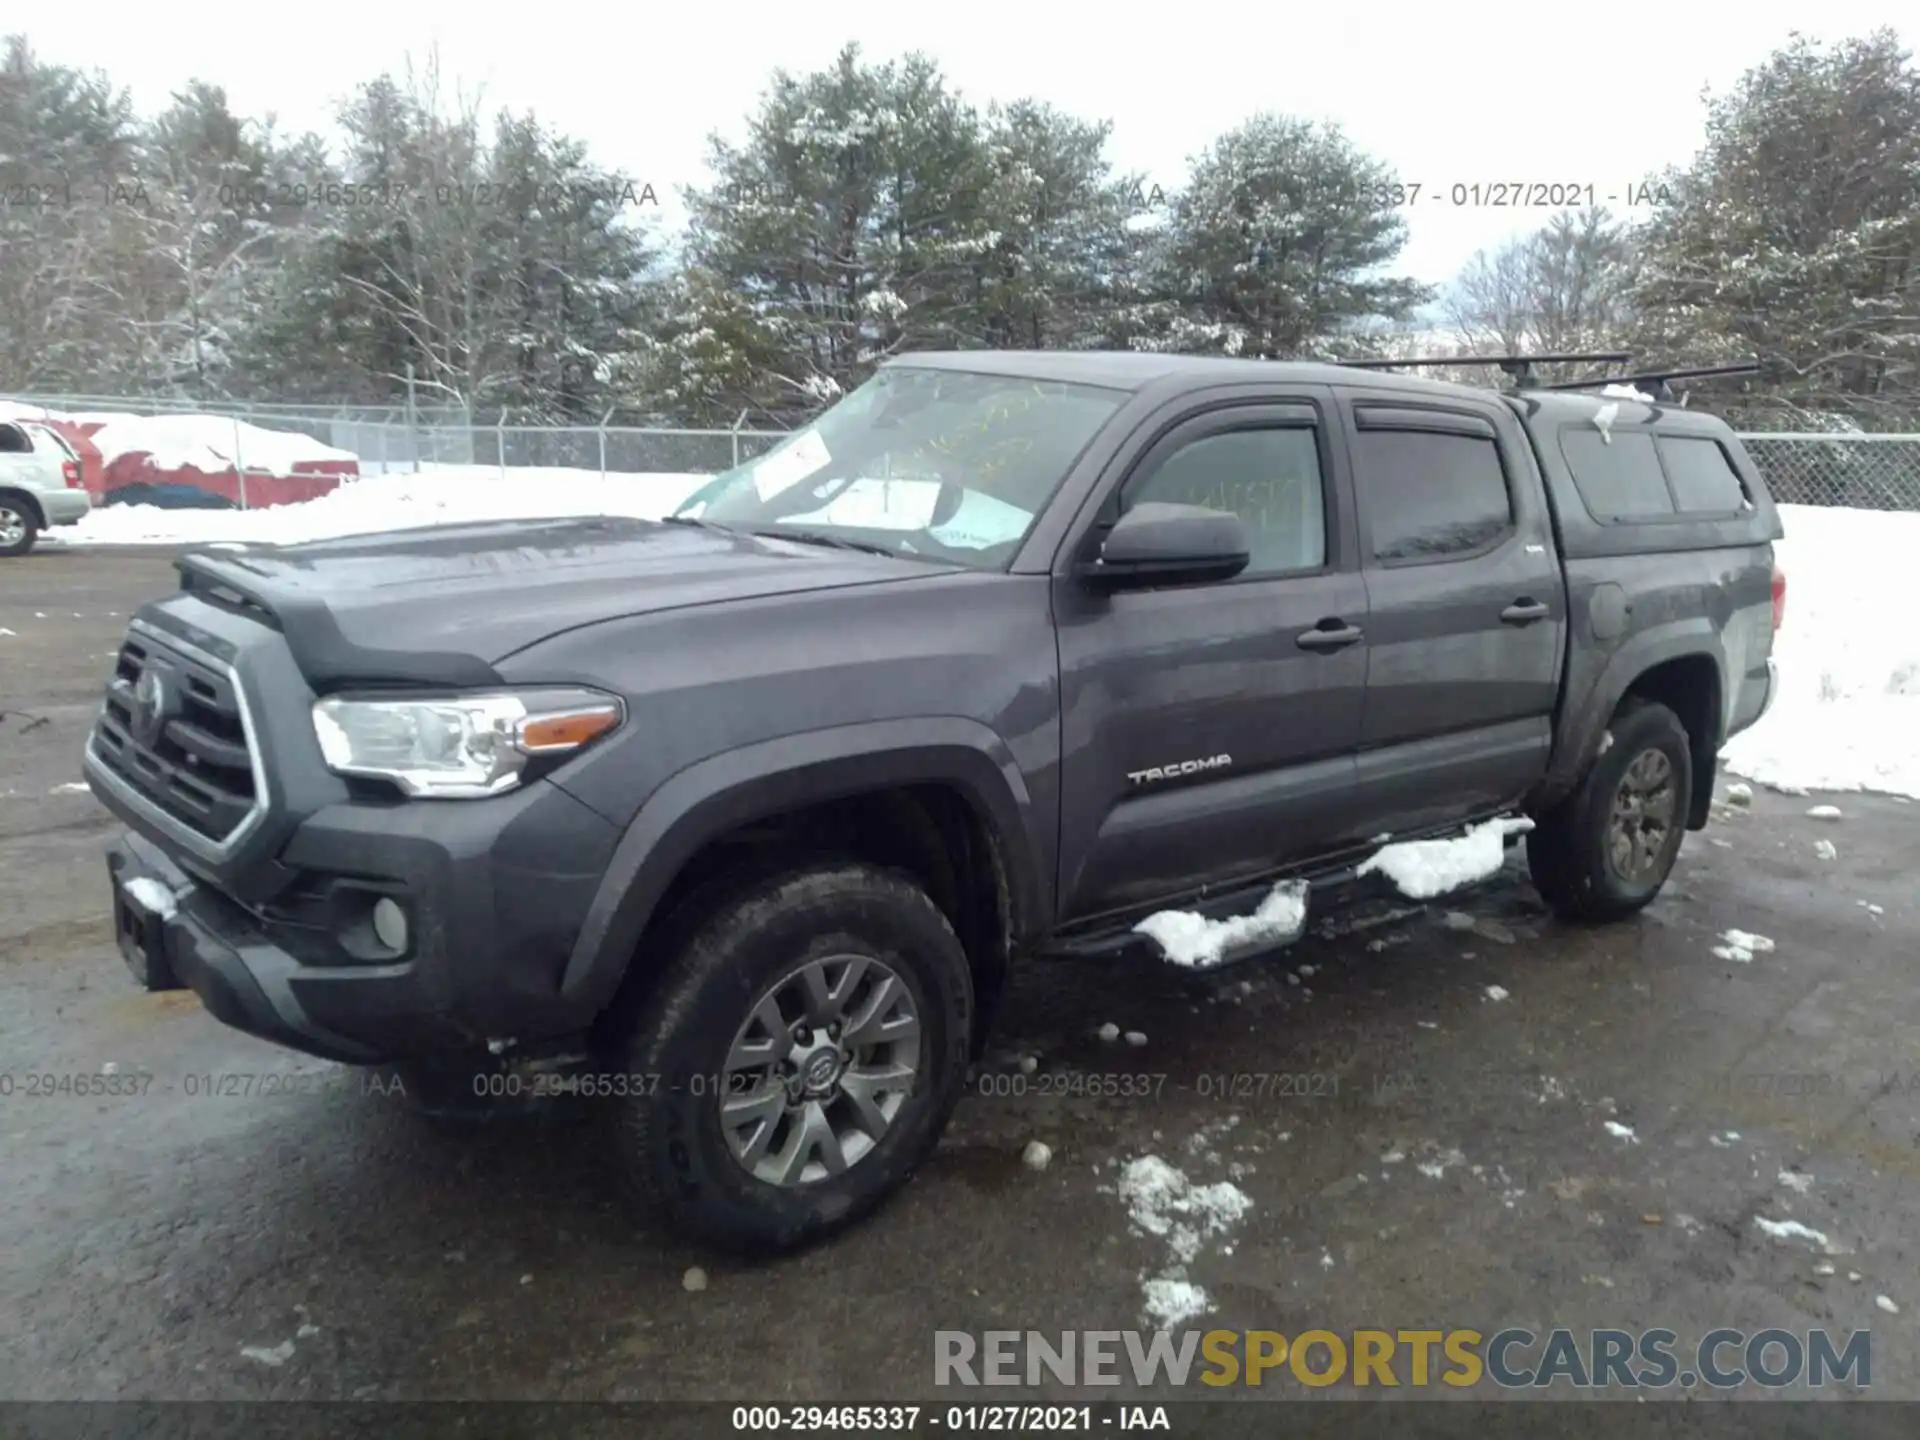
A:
[86,351,1783,1252]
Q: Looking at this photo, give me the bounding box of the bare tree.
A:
[1444,207,1636,361]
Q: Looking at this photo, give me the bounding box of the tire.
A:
[0,496,39,557]
[1527,699,1694,923]
[616,861,974,1254]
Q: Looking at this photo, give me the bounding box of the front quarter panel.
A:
[495,570,1063,998]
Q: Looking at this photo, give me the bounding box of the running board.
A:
[1041,867,1363,967]
[1040,813,1530,970]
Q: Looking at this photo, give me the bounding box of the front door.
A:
[1053,396,1372,924]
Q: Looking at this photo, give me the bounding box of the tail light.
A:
[62,460,82,489]
[1770,564,1787,633]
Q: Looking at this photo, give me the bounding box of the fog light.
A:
[371,897,409,954]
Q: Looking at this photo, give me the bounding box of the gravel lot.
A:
[4,548,1918,1414]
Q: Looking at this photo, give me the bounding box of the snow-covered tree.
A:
[1629,29,1920,428]
[235,57,660,417]
[1132,115,1431,359]
[0,35,143,390]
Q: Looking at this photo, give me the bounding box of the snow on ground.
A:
[1711,929,1776,963]
[55,466,713,546]
[1355,817,1534,901]
[1115,1155,1253,1328]
[1754,1217,1830,1249]
[1132,880,1309,969]
[1720,504,1920,800]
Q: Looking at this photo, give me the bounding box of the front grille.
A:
[92,630,261,844]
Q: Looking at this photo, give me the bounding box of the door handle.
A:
[1501,599,1551,625]
[1296,620,1363,652]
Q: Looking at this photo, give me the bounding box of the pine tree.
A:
[1141,115,1431,359]
[1629,30,1920,428]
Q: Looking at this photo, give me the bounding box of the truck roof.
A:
[884,349,1739,435]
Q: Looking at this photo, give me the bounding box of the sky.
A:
[17,4,1915,286]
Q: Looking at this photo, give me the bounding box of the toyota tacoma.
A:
[86,351,1783,1252]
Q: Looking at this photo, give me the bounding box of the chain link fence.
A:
[0,392,793,483]
[1735,434,1920,512]
[7,389,1920,511]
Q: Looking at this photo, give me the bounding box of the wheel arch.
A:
[0,486,48,531]
[560,719,1047,1039]
[1539,620,1728,828]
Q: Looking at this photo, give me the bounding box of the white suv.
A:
[0,419,93,555]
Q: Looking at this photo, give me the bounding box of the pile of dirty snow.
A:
[1720,504,1920,799]
[1356,817,1534,900]
[1116,1155,1253,1327]
[55,466,713,546]
[1133,879,1309,968]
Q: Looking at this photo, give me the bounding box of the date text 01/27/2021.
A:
[730,1404,1173,1432]
[1372,181,1674,208]
[0,1070,405,1100]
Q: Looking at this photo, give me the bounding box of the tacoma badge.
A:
[1127,754,1232,786]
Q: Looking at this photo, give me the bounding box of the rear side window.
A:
[0,424,30,455]
[1559,429,1674,521]
[23,425,75,461]
[1352,430,1513,562]
[1658,435,1749,513]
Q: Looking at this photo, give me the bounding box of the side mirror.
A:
[1079,502,1250,590]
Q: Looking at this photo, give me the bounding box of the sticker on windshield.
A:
[752,430,831,501]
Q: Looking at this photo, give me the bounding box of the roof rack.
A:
[1335,352,1633,391]
[1535,360,1763,404]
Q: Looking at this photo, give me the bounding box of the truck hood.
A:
[172,516,950,688]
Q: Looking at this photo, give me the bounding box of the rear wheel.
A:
[0,497,39,557]
[615,861,973,1254]
[1528,699,1693,923]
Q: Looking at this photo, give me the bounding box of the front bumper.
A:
[110,831,467,1063]
[99,778,623,1065]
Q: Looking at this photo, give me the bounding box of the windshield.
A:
[672,367,1126,568]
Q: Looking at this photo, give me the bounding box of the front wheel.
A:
[615,861,974,1254]
[0,498,39,557]
[1528,698,1694,923]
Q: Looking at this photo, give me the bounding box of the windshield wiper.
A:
[749,527,907,560]
[661,514,742,534]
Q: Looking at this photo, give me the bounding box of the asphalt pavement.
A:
[3,548,1918,1413]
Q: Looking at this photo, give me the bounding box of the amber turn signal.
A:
[515,705,622,753]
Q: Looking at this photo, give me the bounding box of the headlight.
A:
[311,689,624,798]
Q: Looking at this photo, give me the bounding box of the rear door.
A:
[1052,392,1372,923]
[1338,393,1566,837]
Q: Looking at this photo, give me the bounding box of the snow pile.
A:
[1711,929,1775,963]
[56,465,714,546]
[1355,817,1534,900]
[87,413,357,472]
[1754,1217,1829,1249]
[1133,879,1308,969]
[1116,1155,1253,1328]
[1721,504,1920,800]
[1599,384,1657,403]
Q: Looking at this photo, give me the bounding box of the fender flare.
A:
[1540,618,1727,807]
[558,717,1045,1012]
